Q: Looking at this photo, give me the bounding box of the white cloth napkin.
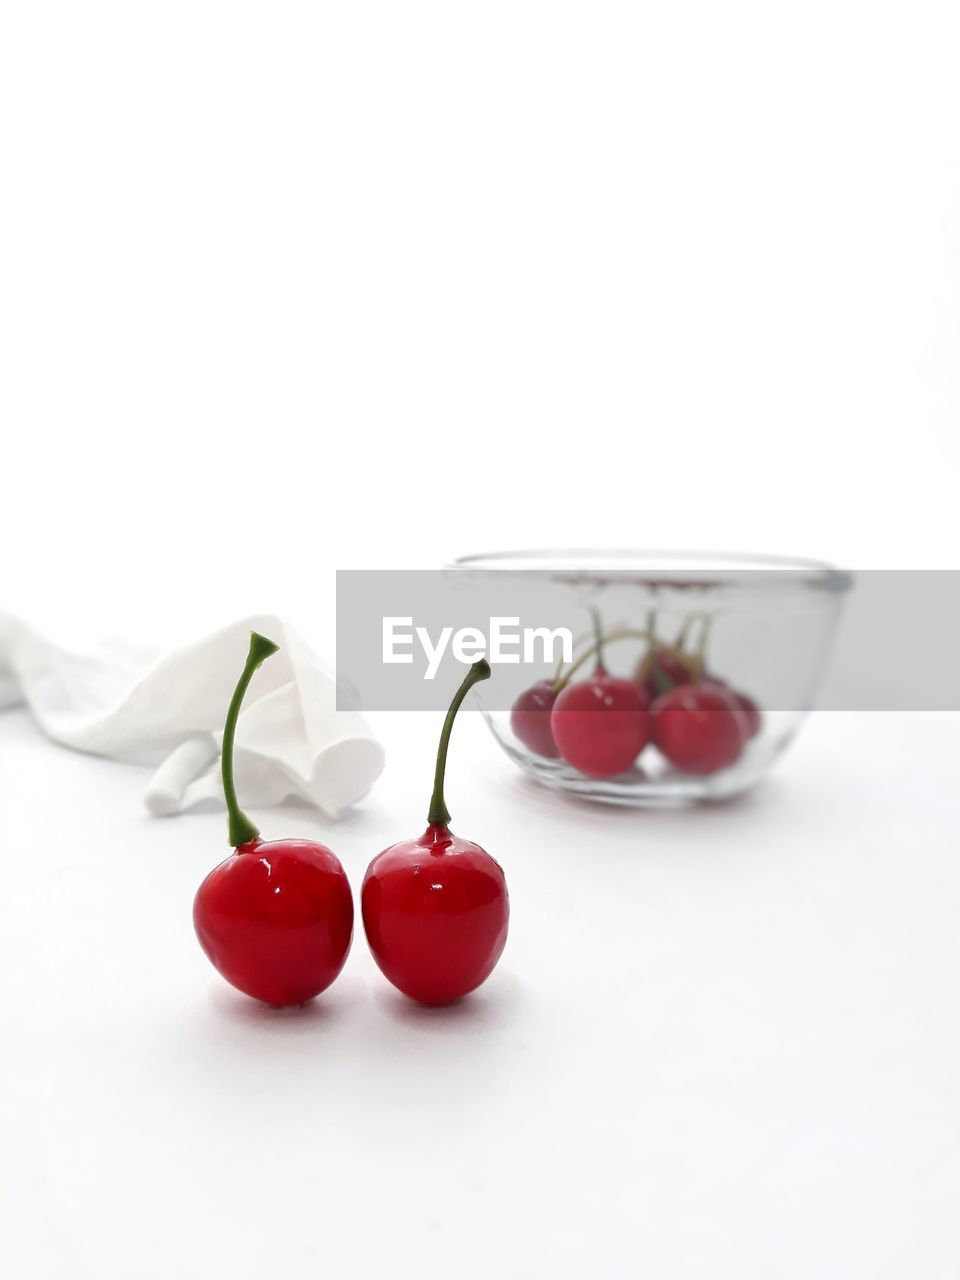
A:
[0,612,384,819]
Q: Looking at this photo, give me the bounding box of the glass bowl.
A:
[454,550,851,806]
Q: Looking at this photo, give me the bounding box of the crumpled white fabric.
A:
[0,612,384,819]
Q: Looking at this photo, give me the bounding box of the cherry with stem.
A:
[509,623,617,759]
[362,659,509,1006]
[550,609,651,779]
[193,632,354,1007]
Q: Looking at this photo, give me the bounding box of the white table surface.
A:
[3,706,959,1279]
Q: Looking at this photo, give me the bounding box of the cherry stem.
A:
[590,607,605,671]
[427,658,492,828]
[553,622,625,681]
[675,615,696,650]
[553,626,591,681]
[553,627,654,691]
[222,631,279,847]
[691,614,713,680]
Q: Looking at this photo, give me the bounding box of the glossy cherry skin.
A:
[362,824,509,1006]
[510,680,560,757]
[551,671,651,778]
[651,683,749,775]
[194,837,353,1006]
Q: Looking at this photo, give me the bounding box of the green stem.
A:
[222,631,279,846]
[427,658,492,827]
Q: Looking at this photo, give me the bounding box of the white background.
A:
[2,3,959,1277]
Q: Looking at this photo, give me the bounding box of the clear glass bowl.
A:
[454,550,851,806]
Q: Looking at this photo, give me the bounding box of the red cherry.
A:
[361,659,509,1005]
[362,824,508,1006]
[551,671,651,778]
[702,676,763,739]
[651,682,748,775]
[193,632,353,1006]
[510,679,560,757]
[638,646,692,699]
[194,837,353,1006]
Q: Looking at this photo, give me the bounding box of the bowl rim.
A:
[452,548,852,592]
